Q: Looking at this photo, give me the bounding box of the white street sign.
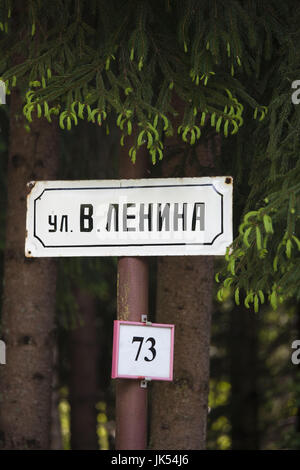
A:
[25,176,232,257]
[111,321,175,381]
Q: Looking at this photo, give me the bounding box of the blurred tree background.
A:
[0,101,299,449]
[0,0,299,450]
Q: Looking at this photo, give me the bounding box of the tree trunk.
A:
[69,289,98,450]
[50,346,62,450]
[0,89,59,449]
[150,96,216,449]
[150,256,213,449]
[229,305,259,449]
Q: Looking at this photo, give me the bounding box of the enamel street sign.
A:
[25,176,233,257]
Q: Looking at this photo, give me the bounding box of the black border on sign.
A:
[33,183,224,248]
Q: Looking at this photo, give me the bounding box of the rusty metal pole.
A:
[115,137,149,450]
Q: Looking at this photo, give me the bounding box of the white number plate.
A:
[111,321,175,381]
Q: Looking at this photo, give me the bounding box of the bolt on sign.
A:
[25,176,233,257]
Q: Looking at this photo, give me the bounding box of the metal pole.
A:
[115,137,149,450]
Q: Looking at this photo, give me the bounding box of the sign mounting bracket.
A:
[141,314,152,326]
[140,377,152,389]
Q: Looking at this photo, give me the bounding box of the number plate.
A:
[111,320,175,381]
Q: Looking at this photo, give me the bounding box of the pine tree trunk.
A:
[0,89,59,449]
[69,289,98,450]
[50,346,62,450]
[229,305,259,449]
[150,95,216,449]
[150,256,213,449]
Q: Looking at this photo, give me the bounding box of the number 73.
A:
[132,336,156,362]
